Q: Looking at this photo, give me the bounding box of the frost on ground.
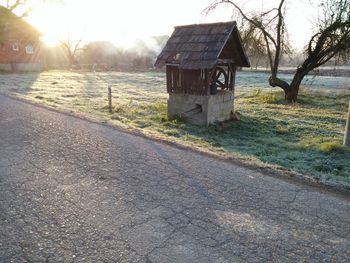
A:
[0,70,349,183]
[0,71,167,112]
[236,71,350,91]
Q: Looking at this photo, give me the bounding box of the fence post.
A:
[108,86,112,113]
[344,101,350,147]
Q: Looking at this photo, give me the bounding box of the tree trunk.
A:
[285,68,307,101]
[284,89,297,101]
[268,75,291,98]
[269,68,307,102]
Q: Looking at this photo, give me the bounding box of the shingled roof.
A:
[155,21,250,70]
[0,6,42,40]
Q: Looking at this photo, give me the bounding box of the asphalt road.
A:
[0,95,349,263]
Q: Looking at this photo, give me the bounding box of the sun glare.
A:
[24,0,318,50]
[26,0,171,49]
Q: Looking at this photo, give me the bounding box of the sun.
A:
[25,1,150,49]
[26,3,68,46]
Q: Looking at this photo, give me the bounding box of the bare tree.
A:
[4,0,25,10]
[1,0,31,16]
[59,36,83,68]
[1,0,63,16]
[205,0,350,101]
[295,0,350,99]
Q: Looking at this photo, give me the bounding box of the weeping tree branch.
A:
[205,0,350,102]
[204,0,287,81]
[204,0,278,48]
[238,20,268,69]
[302,19,350,73]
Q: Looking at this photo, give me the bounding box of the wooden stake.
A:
[344,101,350,147]
[108,86,112,113]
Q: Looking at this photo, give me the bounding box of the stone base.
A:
[168,91,234,126]
[0,63,42,72]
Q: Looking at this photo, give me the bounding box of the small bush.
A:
[276,125,289,135]
[111,114,122,121]
[336,91,349,100]
[102,105,126,114]
[152,100,167,112]
[251,89,261,97]
[113,105,126,114]
[259,92,278,104]
[318,142,344,153]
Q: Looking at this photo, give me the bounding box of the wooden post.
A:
[344,101,350,147]
[108,86,112,113]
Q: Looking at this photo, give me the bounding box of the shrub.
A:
[251,89,261,97]
[259,93,278,104]
[276,125,289,135]
[152,100,167,113]
[318,142,344,153]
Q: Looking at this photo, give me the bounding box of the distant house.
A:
[0,6,42,71]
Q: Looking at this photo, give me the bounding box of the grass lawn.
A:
[1,70,350,184]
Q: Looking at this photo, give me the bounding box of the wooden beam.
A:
[217,59,235,64]
[228,63,236,91]
[344,101,350,147]
[166,66,171,93]
[205,69,209,95]
[165,63,180,67]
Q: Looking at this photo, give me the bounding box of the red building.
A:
[0,6,42,71]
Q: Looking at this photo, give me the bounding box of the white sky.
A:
[18,0,320,50]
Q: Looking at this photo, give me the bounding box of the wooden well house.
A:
[155,21,250,126]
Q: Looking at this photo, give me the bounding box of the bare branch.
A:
[7,0,25,11]
[261,8,279,17]
[204,0,278,48]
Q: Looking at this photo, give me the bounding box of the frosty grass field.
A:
[1,70,350,184]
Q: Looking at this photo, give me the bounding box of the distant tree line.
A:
[44,36,169,71]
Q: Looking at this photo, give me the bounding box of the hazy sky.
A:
[19,0,320,50]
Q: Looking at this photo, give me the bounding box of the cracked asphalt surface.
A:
[0,95,349,263]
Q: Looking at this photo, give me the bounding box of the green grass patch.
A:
[318,141,345,153]
[259,92,278,104]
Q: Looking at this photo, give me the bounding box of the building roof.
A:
[0,6,42,40]
[155,21,250,70]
